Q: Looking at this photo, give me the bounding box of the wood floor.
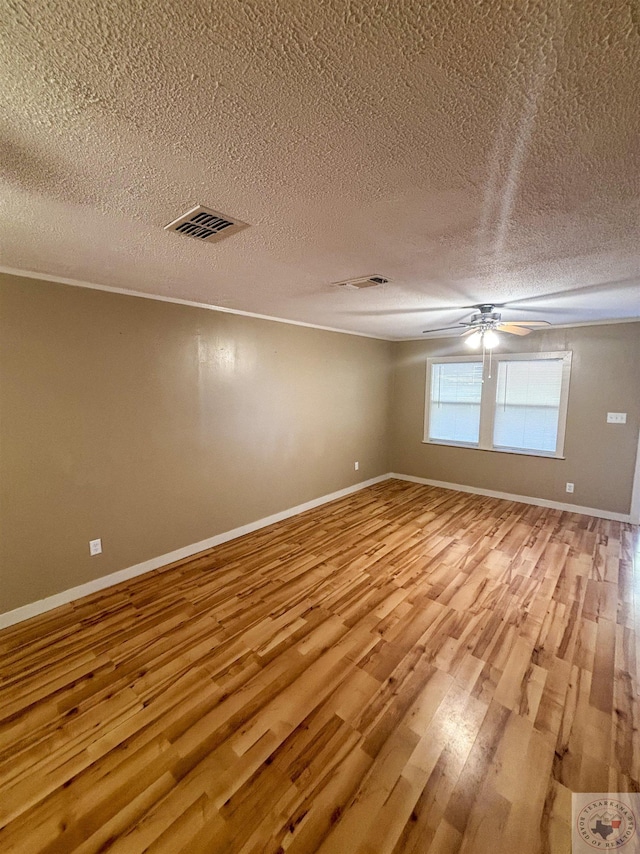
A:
[1,480,638,853]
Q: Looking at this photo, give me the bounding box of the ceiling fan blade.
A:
[507,320,552,327]
[496,323,531,336]
[422,325,467,334]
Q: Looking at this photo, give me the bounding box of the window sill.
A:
[422,439,565,460]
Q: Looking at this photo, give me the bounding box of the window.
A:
[429,361,483,445]
[424,351,572,458]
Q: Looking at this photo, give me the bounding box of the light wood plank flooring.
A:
[1,479,639,853]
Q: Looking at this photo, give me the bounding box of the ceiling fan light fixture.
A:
[483,329,499,349]
[466,331,482,348]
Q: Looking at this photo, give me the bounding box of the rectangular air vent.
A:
[335,275,389,290]
[164,205,249,243]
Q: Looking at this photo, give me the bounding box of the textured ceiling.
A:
[1,0,639,339]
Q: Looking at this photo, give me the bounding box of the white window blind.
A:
[493,359,564,453]
[429,361,483,444]
[424,351,571,459]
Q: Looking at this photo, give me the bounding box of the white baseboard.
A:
[391,473,637,524]
[0,474,392,630]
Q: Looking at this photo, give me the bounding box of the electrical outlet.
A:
[607,412,627,424]
[89,538,102,556]
[354,461,359,471]
[565,482,574,494]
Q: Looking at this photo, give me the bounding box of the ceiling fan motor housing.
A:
[470,309,501,325]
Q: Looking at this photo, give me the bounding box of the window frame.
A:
[423,350,573,459]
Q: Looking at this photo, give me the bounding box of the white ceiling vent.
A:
[335,275,389,290]
[164,205,249,243]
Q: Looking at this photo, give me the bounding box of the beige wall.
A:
[0,274,392,612]
[389,323,640,514]
[2,272,638,615]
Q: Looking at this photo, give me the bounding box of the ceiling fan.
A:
[423,304,551,349]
